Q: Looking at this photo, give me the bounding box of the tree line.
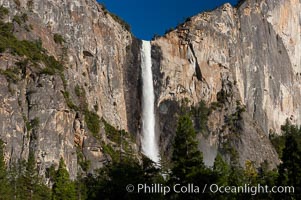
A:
[0,114,300,199]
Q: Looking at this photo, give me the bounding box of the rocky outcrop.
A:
[0,0,300,177]
[0,0,141,178]
[152,0,301,167]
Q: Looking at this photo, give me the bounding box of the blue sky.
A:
[97,0,238,40]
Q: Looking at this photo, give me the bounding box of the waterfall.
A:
[141,40,160,163]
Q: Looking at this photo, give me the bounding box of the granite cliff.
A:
[0,0,300,178]
[153,0,301,167]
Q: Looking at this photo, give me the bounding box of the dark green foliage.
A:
[101,118,136,163]
[13,14,28,25]
[53,34,65,45]
[60,73,67,89]
[84,110,100,137]
[212,154,235,200]
[277,121,301,199]
[7,153,51,200]
[269,132,285,158]
[171,114,206,182]
[102,143,119,163]
[39,66,56,75]
[217,88,228,104]
[74,84,88,110]
[256,161,278,199]
[30,117,39,129]
[83,158,164,200]
[18,151,51,200]
[170,114,216,199]
[0,113,300,199]
[0,22,13,53]
[77,148,90,172]
[61,91,79,111]
[74,84,81,97]
[45,164,56,183]
[63,82,101,137]
[26,117,40,131]
[52,158,76,200]
[0,6,9,19]
[21,13,28,22]
[180,99,211,134]
[13,15,22,25]
[75,174,88,200]
[0,19,64,75]
[190,100,211,133]
[224,105,245,136]
[0,68,20,83]
[73,84,89,110]
[257,160,277,186]
[9,160,26,200]
[102,117,120,143]
[213,154,230,186]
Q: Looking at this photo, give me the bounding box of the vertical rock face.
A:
[0,0,141,178]
[0,0,300,177]
[152,0,301,167]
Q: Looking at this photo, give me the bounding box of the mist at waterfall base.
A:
[140,41,160,163]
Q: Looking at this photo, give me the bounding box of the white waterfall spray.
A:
[141,40,160,163]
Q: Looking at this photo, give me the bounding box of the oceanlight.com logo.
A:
[209,184,294,195]
[126,183,295,196]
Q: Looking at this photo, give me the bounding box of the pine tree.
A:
[75,173,88,200]
[244,160,258,185]
[211,154,232,200]
[278,127,301,194]
[0,139,12,200]
[24,151,51,200]
[9,162,20,200]
[52,158,76,200]
[213,154,230,186]
[169,114,215,200]
[22,151,38,199]
[277,124,301,199]
[191,100,210,133]
[257,160,277,186]
[12,151,51,200]
[257,160,278,200]
[171,114,206,183]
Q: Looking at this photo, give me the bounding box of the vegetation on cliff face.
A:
[0,87,300,200]
[79,115,300,200]
[0,113,299,199]
[101,117,137,163]
[0,141,52,199]
[0,140,83,200]
[0,6,64,78]
[52,158,77,200]
[0,1,301,199]
[99,3,131,32]
[0,20,63,75]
